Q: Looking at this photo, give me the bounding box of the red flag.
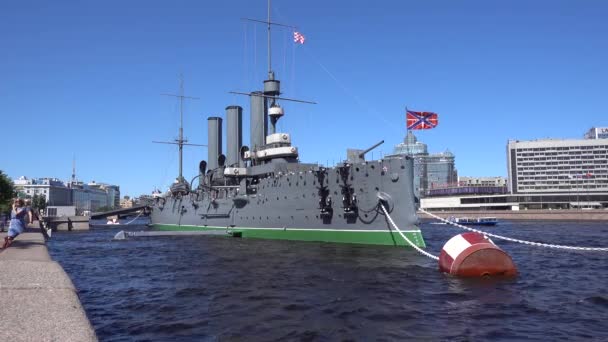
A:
[294,31,305,44]
[406,109,438,130]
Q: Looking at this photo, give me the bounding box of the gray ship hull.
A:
[151,157,425,247]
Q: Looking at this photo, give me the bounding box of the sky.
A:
[1,0,607,197]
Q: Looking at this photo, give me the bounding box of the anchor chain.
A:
[380,204,439,260]
[419,208,608,252]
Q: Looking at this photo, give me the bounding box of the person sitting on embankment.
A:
[3,198,27,248]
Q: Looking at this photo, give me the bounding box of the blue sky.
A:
[2,0,607,197]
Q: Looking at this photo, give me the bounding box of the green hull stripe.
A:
[151,224,426,247]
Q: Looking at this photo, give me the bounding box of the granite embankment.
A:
[419,209,608,221]
[0,223,97,341]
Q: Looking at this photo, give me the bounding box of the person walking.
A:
[24,198,35,226]
[3,198,28,248]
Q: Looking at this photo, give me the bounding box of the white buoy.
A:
[113,230,127,240]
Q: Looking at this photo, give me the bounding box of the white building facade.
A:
[13,177,71,206]
[507,138,608,194]
[13,177,120,214]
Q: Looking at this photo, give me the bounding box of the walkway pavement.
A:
[0,225,97,341]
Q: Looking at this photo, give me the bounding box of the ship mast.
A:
[230,1,316,153]
[155,76,206,183]
[267,0,272,80]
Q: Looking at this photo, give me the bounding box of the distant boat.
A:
[90,217,125,228]
[449,216,498,226]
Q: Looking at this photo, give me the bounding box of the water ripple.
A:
[48,222,608,341]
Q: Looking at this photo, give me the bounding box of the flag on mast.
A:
[294,31,306,44]
[406,109,439,130]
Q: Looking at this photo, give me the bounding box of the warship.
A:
[149,3,426,247]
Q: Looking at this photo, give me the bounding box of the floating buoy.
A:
[439,232,517,277]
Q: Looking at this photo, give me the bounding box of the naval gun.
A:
[359,140,385,159]
[347,140,385,163]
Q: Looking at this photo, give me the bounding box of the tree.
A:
[123,195,130,200]
[0,170,14,213]
[32,194,47,211]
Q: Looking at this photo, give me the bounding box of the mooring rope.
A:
[380,204,439,260]
[419,208,608,252]
[122,210,144,226]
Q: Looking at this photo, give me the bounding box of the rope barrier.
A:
[419,208,608,252]
[380,204,439,260]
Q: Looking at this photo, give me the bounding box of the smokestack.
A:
[250,91,267,150]
[207,117,222,170]
[226,106,243,167]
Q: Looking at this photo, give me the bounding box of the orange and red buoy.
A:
[439,232,517,277]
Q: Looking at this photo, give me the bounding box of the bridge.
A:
[90,205,151,219]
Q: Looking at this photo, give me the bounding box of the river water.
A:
[48,220,608,341]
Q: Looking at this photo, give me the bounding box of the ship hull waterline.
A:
[151,223,426,247]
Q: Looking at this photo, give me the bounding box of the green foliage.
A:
[31,194,47,211]
[0,170,14,213]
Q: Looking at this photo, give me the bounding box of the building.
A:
[103,184,121,208]
[12,177,71,206]
[13,176,121,214]
[459,176,507,187]
[506,137,608,194]
[584,127,608,140]
[69,181,110,214]
[390,131,428,197]
[426,176,508,197]
[387,131,457,197]
[87,181,120,209]
[425,151,458,192]
[423,129,608,211]
[120,198,136,208]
